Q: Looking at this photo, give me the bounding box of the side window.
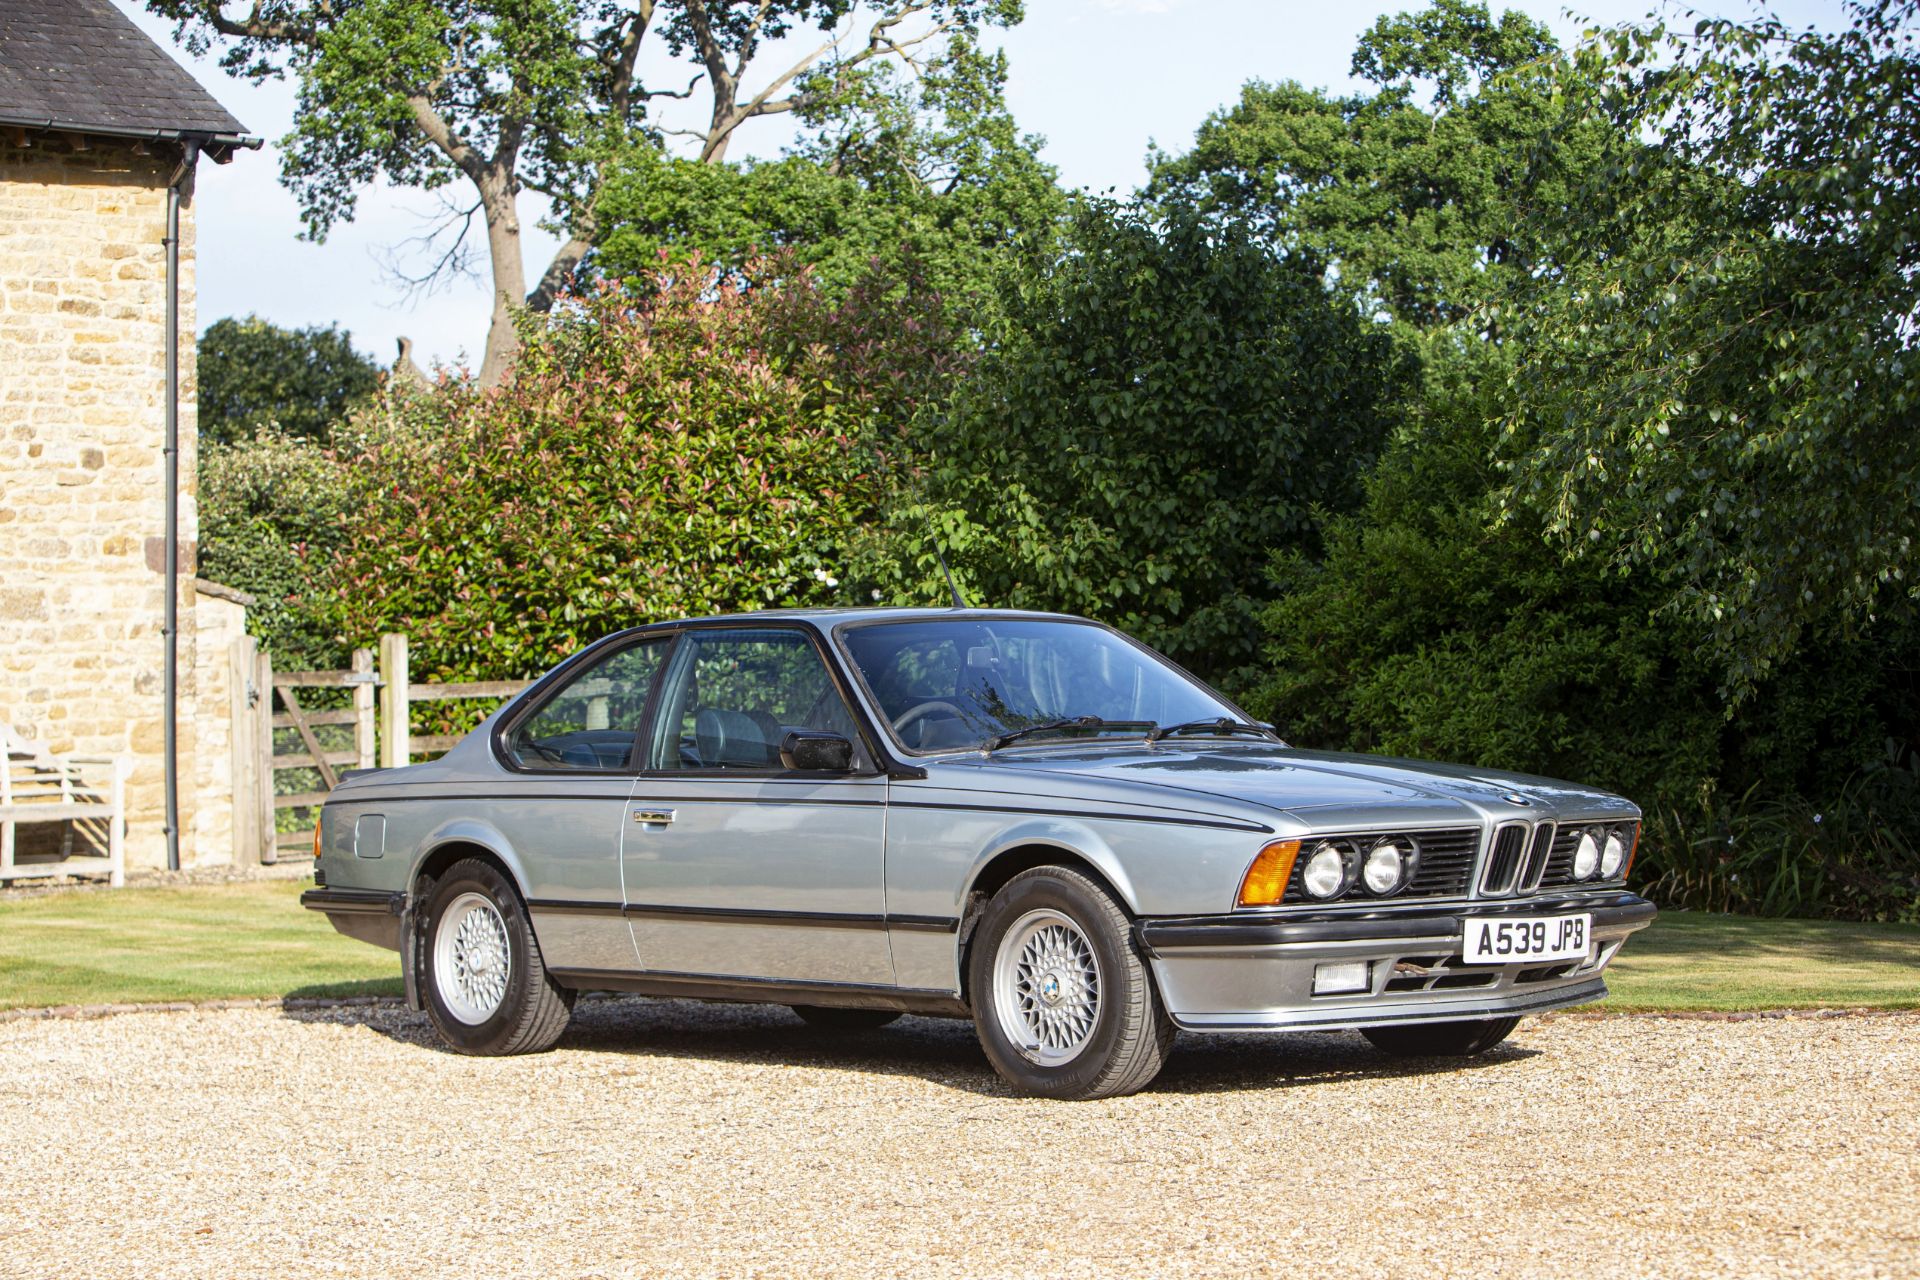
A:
[649,629,860,771]
[503,639,668,770]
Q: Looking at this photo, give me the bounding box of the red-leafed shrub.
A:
[316,255,957,682]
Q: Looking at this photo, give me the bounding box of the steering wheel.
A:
[892,700,966,734]
[521,738,569,765]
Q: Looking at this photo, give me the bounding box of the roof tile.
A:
[0,0,247,138]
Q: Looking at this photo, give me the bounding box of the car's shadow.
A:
[281,994,1541,1098]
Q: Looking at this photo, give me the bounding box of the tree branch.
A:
[404,86,485,180]
[639,73,703,102]
[606,0,658,118]
[733,0,776,79]
[526,223,596,312]
[699,5,944,164]
[380,195,485,301]
[679,0,737,96]
[198,0,317,45]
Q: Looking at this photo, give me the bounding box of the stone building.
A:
[0,0,255,871]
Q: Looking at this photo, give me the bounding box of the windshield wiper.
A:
[1145,717,1278,744]
[985,716,1152,752]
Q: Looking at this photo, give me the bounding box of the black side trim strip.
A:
[525,899,962,933]
[886,915,962,933]
[546,967,968,1016]
[890,800,1271,834]
[623,903,888,928]
[526,898,625,917]
[299,888,403,916]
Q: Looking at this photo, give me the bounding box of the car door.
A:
[622,624,893,986]
[491,635,671,974]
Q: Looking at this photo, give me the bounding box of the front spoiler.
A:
[1166,975,1612,1032]
[1135,891,1655,1033]
[1136,891,1656,953]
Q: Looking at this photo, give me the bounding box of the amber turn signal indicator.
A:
[312,814,323,861]
[1623,822,1641,882]
[1238,839,1301,907]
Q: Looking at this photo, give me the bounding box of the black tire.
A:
[420,858,574,1055]
[968,865,1174,1100]
[789,1005,902,1030]
[1361,1016,1521,1058]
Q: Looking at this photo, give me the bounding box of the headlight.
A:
[1361,837,1417,895]
[1301,840,1357,899]
[1601,828,1629,878]
[1572,830,1601,880]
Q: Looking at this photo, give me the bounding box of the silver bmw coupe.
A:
[303,608,1655,1099]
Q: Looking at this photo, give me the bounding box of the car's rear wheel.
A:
[421,858,574,1055]
[1361,1016,1521,1058]
[789,1005,901,1030]
[968,865,1173,1100]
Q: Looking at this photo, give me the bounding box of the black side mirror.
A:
[780,730,855,773]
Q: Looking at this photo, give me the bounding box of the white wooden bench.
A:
[1,726,127,887]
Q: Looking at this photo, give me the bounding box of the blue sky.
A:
[112,0,1854,371]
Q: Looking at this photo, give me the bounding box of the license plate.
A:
[1461,914,1591,965]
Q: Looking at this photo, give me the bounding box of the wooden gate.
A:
[241,634,533,863]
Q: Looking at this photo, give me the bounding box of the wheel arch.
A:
[959,819,1140,915]
[404,820,532,905]
[955,831,1140,1003]
[963,841,1134,918]
[400,832,531,1013]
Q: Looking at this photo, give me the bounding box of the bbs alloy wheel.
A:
[420,858,574,1055]
[992,909,1102,1066]
[968,866,1173,1100]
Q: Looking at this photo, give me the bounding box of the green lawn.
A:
[0,880,401,1008]
[0,883,1914,1012]
[1605,909,1920,1011]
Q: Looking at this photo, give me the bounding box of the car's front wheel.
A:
[1361,1016,1521,1058]
[968,865,1174,1100]
[421,858,574,1055]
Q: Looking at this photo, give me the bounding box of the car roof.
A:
[641,606,1087,630]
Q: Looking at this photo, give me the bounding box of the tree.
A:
[152,0,1021,384]
[313,254,951,679]
[1497,0,1920,696]
[1144,0,1576,334]
[197,315,382,444]
[1249,356,1920,922]
[1248,356,1725,812]
[870,199,1412,686]
[590,29,1063,305]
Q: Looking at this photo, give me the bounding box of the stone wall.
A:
[0,134,208,871]
[189,580,252,868]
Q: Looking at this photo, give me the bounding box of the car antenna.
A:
[932,541,968,610]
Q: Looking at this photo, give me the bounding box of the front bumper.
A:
[1136,891,1656,1032]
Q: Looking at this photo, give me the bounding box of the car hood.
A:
[938,743,1637,826]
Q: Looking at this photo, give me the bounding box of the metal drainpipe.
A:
[162,140,199,873]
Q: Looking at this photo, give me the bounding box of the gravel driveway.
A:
[2,1001,1914,1279]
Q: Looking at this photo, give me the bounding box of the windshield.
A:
[838,618,1243,753]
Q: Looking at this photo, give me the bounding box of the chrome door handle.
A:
[632,808,676,825]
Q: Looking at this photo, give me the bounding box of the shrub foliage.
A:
[313,259,941,681]
[876,200,1413,686]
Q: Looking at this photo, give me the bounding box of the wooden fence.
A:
[239,633,533,863]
